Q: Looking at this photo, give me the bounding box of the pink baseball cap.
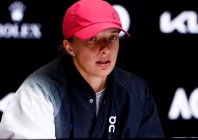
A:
[62,0,130,40]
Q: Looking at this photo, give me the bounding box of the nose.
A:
[99,40,110,55]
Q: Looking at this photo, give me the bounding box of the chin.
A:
[94,69,112,77]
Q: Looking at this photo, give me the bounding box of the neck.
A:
[73,60,107,93]
[80,72,107,93]
[86,76,107,93]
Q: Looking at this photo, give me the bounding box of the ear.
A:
[63,39,75,56]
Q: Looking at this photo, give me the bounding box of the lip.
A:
[96,59,111,70]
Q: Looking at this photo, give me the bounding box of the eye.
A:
[109,36,117,40]
[89,37,96,42]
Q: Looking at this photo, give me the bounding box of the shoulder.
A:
[23,56,66,88]
[16,57,61,97]
[113,67,148,88]
[15,56,68,116]
[113,67,150,99]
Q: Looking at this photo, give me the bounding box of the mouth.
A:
[96,60,111,64]
[96,59,111,70]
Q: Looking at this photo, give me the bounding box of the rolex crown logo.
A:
[8,1,26,23]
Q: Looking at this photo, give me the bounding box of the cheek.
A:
[111,44,119,54]
[74,48,94,62]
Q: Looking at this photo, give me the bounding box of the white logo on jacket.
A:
[108,116,117,133]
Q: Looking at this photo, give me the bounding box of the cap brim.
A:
[74,22,130,40]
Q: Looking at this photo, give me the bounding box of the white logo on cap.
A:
[9,1,26,23]
[112,5,130,37]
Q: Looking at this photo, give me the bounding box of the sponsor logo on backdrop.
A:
[168,87,198,120]
[0,1,42,39]
[160,11,198,34]
[112,4,130,38]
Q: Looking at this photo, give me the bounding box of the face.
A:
[64,28,120,79]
